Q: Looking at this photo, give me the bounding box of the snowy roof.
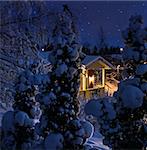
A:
[82,55,115,69]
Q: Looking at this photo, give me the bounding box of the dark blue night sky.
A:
[48,1,147,47]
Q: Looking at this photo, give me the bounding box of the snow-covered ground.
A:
[0,97,110,150]
[0,109,109,150]
[87,131,110,150]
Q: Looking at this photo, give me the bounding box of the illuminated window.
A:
[89,75,94,88]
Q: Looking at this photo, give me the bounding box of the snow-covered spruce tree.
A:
[114,14,147,149]
[1,63,41,150]
[35,5,94,150]
[85,15,147,149]
[98,26,108,56]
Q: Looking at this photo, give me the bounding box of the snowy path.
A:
[87,131,110,150]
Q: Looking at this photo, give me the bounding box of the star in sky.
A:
[142,3,145,6]
[117,29,121,32]
[106,16,110,20]
[120,10,124,14]
[81,28,84,32]
[48,1,147,47]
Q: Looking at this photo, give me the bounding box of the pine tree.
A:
[1,63,41,150]
[115,14,147,149]
[93,45,98,55]
[98,26,108,55]
[36,5,93,150]
[85,15,147,149]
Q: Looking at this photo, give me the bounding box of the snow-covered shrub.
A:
[85,97,121,148]
[36,5,93,149]
[44,133,64,150]
[1,64,41,150]
[85,15,147,149]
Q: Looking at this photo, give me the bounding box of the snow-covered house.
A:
[38,51,118,99]
[79,55,117,99]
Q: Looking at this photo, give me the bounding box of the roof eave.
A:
[84,56,115,70]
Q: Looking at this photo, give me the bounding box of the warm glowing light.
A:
[89,75,94,84]
[82,68,86,91]
[117,65,120,74]
[105,82,118,96]
[120,48,123,52]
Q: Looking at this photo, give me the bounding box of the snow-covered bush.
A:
[85,15,147,149]
[44,133,64,150]
[1,64,41,150]
[35,5,93,149]
[85,97,121,148]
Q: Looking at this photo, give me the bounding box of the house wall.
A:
[79,59,118,99]
[79,70,118,99]
[79,67,107,99]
